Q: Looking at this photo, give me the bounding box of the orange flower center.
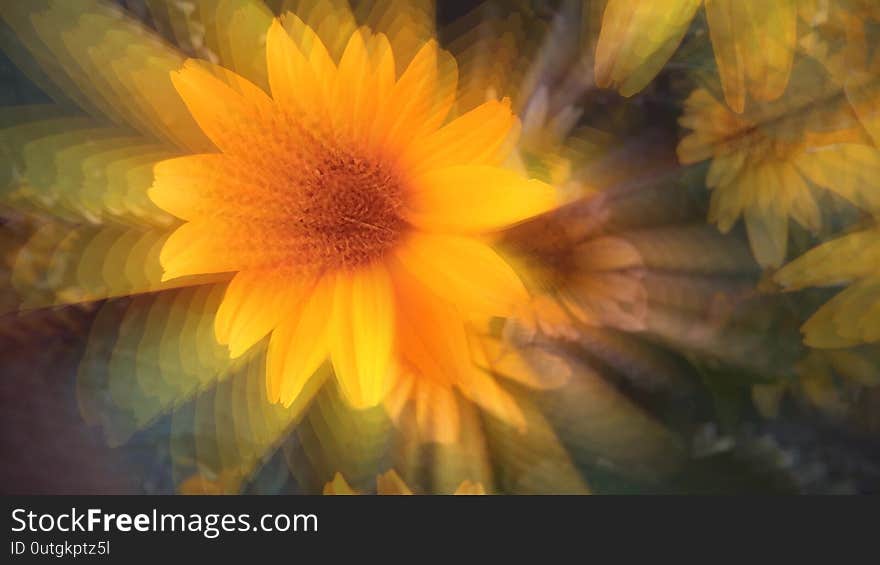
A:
[294,148,408,270]
[218,108,411,273]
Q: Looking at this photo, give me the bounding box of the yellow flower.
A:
[595,0,798,112]
[767,5,880,348]
[148,16,557,411]
[678,88,880,267]
[324,470,485,495]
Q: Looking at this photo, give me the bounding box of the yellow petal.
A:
[280,1,357,61]
[739,0,796,104]
[794,144,880,212]
[828,350,880,387]
[386,370,461,444]
[744,202,788,268]
[705,0,797,112]
[802,298,859,349]
[706,151,748,188]
[802,278,880,347]
[414,381,461,444]
[332,27,380,139]
[356,0,435,76]
[392,267,474,387]
[708,178,747,233]
[375,40,457,151]
[776,229,880,290]
[159,217,299,280]
[170,59,274,153]
[782,164,820,232]
[376,470,413,495]
[266,18,326,113]
[394,233,528,318]
[401,99,519,174]
[405,166,557,234]
[267,276,333,406]
[323,472,358,495]
[457,366,526,433]
[149,154,275,221]
[159,222,240,280]
[365,32,396,120]
[317,29,398,149]
[595,0,701,96]
[215,270,310,358]
[278,11,338,114]
[389,265,531,439]
[330,264,396,409]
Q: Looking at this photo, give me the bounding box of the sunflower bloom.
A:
[148,16,557,412]
[595,0,797,112]
[678,88,880,268]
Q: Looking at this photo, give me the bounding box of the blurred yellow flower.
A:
[595,0,798,112]
[773,10,880,347]
[678,88,880,268]
[500,210,647,339]
[150,15,557,414]
[324,470,485,495]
